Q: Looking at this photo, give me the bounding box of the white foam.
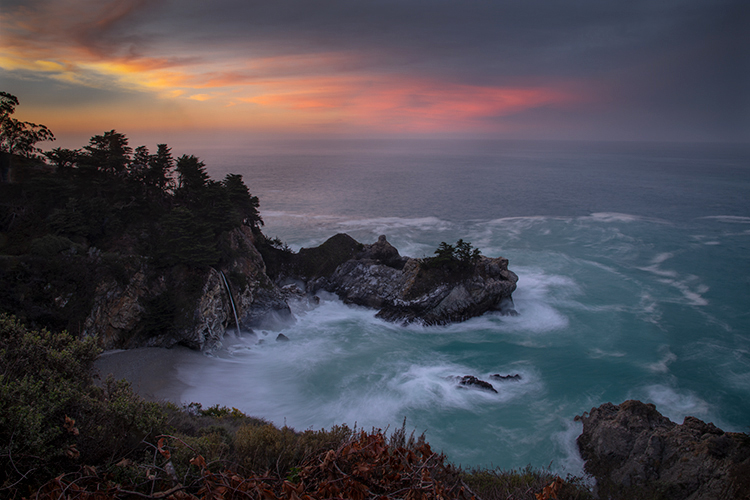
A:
[651,252,674,265]
[585,212,669,225]
[635,384,712,423]
[586,212,642,223]
[645,346,677,373]
[638,253,709,307]
[285,360,543,432]
[727,371,750,393]
[700,215,750,224]
[588,348,627,359]
[637,292,662,325]
[655,278,709,306]
[550,419,586,477]
[493,268,579,333]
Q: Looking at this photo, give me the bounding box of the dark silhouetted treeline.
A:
[0,127,264,333]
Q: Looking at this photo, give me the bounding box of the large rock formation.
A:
[288,234,518,326]
[82,231,516,350]
[83,226,290,351]
[576,400,750,500]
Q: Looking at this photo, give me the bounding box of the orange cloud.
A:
[0,1,579,135]
[239,75,575,132]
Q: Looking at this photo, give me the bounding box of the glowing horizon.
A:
[1,0,746,143]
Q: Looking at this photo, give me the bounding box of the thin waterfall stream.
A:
[219,270,242,335]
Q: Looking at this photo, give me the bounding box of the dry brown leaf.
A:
[65,444,80,459]
[190,455,207,469]
[64,415,79,436]
[158,436,171,460]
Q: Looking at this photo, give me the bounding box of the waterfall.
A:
[219,270,242,336]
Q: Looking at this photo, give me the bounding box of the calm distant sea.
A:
[175,140,750,473]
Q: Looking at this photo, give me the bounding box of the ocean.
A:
[172,139,750,474]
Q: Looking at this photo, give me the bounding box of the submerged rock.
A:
[489,373,521,381]
[289,234,518,326]
[576,400,750,500]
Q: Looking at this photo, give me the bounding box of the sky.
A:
[1,0,748,148]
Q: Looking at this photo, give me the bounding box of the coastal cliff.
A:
[81,226,290,351]
[83,233,518,349]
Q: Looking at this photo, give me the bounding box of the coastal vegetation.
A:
[1,313,593,499]
[424,239,482,270]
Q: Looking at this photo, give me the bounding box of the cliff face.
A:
[576,400,750,500]
[83,226,290,351]
[225,225,291,329]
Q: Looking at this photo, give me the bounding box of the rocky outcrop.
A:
[293,234,518,326]
[576,400,750,500]
[83,231,515,349]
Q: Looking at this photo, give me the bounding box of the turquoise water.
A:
[176,140,750,473]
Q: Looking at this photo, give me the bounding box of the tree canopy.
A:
[0,91,55,158]
[82,130,131,174]
[1,98,264,271]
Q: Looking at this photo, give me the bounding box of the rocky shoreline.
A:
[83,232,518,351]
[576,400,750,500]
[80,230,750,500]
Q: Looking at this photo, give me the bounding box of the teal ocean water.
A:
[177,140,750,474]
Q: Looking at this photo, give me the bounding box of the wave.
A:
[637,253,710,307]
[550,419,586,477]
[339,216,452,231]
[588,348,627,359]
[633,384,713,424]
[699,215,750,224]
[583,212,670,225]
[586,212,643,223]
[644,345,678,373]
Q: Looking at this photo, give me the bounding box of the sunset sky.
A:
[1,0,747,148]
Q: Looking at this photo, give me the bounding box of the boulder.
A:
[576,400,750,500]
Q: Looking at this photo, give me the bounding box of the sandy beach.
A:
[94,346,203,403]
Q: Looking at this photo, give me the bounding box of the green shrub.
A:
[0,314,100,468]
[78,376,166,465]
[0,314,166,490]
[422,238,481,271]
[170,430,233,476]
